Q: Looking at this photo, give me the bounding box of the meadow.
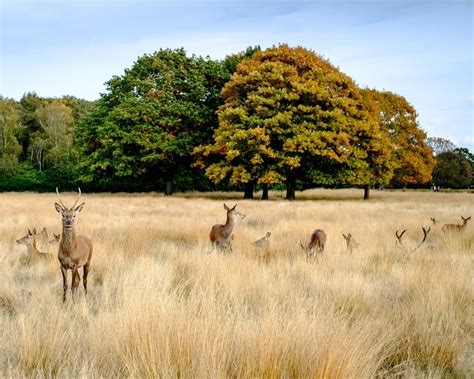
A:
[0,189,472,377]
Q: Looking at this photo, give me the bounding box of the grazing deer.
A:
[54,188,93,302]
[396,227,432,251]
[342,233,359,253]
[16,228,53,260]
[301,229,326,258]
[430,217,439,225]
[414,227,431,250]
[210,204,246,252]
[253,232,271,249]
[442,216,471,233]
[395,229,407,247]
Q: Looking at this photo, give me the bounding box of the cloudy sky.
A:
[1,0,473,150]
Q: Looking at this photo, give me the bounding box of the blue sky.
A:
[1,0,473,150]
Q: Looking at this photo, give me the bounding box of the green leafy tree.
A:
[196,44,395,200]
[76,48,229,194]
[432,149,473,189]
[0,97,22,177]
[361,89,435,188]
[33,100,76,169]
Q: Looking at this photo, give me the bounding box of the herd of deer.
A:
[14,190,471,302]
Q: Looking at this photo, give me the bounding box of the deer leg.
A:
[60,266,68,303]
[71,268,81,302]
[83,263,89,295]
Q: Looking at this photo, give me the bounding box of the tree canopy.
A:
[196,44,396,199]
[76,48,229,194]
[361,89,435,187]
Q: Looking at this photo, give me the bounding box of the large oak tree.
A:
[196,44,395,199]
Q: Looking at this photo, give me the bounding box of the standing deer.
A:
[210,204,246,252]
[54,188,93,302]
[442,216,471,233]
[16,229,53,260]
[342,233,359,253]
[253,232,271,249]
[301,229,327,258]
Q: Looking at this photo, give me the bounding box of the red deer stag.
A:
[442,216,471,233]
[301,229,327,258]
[54,188,93,302]
[210,204,246,252]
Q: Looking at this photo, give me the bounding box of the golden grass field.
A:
[0,189,473,377]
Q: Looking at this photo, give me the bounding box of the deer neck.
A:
[62,227,77,250]
[221,214,237,238]
[27,240,41,255]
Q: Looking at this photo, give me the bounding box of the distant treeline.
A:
[0,45,472,198]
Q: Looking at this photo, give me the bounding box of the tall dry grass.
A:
[0,189,472,377]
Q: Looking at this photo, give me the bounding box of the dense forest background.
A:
[0,45,472,199]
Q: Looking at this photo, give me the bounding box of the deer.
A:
[16,228,53,260]
[301,229,326,258]
[342,233,359,253]
[49,233,61,245]
[54,188,93,302]
[395,227,431,251]
[253,232,271,249]
[442,216,471,233]
[210,204,246,252]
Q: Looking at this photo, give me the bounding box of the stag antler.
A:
[395,229,407,247]
[56,187,66,209]
[414,227,431,250]
[71,187,82,209]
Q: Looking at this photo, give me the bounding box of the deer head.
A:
[54,188,85,231]
[430,217,438,225]
[461,216,471,226]
[16,229,36,245]
[224,203,246,221]
[49,233,61,244]
[342,233,359,252]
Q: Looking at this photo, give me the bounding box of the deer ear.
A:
[267,232,271,237]
[75,202,86,213]
[28,229,31,235]
[32,228,36,235]
[54,203,64,213]
[300,243,305,250]
[223,203,230,211]
[231,204,237,210]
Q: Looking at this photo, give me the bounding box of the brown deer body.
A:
[210,204,246,252]
[16,229,53,260]
[442,216,471,233]
[301,229,326,258]
[253,232,271,249]
[55,188,93,302]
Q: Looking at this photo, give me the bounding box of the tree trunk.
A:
[243,182,254,199]
[286,176,296,200]
[363,184,370,200]
[261,184,269,200]
[164,178,173,196]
